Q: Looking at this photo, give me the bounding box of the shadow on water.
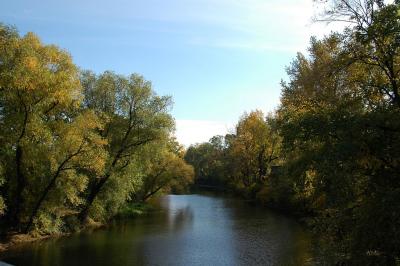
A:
[1,193,326,266]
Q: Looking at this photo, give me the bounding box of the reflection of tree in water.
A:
[168,206,194,232]
[220,196,316,265]
[1,194,324,266]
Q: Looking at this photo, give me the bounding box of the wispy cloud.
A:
[130,0,345,53]
[8,0,344,53]
[188,38,304,53]
[175,119,235,147]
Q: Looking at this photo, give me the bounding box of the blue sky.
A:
[1,0,340,146]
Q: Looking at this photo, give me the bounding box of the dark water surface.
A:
[2,193,316,266]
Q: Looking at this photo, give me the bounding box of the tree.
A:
[277,29,400,263]
[134,139,194,202]
[78,71,174,222]
[24,111,106,233]
[0,24,107,233]
[184,136,228,188]
[316,0,400,107]
[228,111,281,194]
[0,23,191,236]
[184,112,281,199]
[0,164,5,216]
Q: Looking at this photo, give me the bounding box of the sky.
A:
[1,0,341,146]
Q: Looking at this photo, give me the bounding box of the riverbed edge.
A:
[0,202,153,254]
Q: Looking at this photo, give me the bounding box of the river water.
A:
[1,193,317,266]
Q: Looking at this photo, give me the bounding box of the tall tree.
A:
[278,30,400,263]
[0,25,107,233]
[229,111,280,191]
[79,71,174,222]
[184,136,228,188]
[316,0,400,107]
[134,139,194,202]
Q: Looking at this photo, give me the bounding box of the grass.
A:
[115,202,154,219]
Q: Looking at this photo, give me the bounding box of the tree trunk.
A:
[10,144,25,229]
[11,98,29,229]
[141,185,165,202]
[24,174,57,233]
[24,144,84,232]
[79,176,108,222]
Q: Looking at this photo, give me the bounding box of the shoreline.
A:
[0,222,109,255]
[0,202,153,254]
[0,233,56,253]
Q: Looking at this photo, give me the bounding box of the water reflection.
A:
[162,196,194,232]
[225,199,313,265]
[1,193,315,266]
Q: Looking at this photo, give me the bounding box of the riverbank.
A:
[115,202,154,219]
[0,233,52,253]
[0,219,104,253]
[195,186,312,220]
[0,202,153,254]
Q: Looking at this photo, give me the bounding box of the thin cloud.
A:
[189,38,304,53]
[175,119,235,147]
[174,0,345,53]
[8,0,344,53]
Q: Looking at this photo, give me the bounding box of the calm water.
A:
[1,193,316,266]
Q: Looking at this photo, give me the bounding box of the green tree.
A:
[79,71,174,222]
[278,24,400,263]
[0,164,6,216]
[134,139,194,202]
[184,136,228,188]
[316,0,400,107]
[0,24,107,233]
[228,111,281,196]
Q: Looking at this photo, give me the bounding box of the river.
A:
[1,193,317,266]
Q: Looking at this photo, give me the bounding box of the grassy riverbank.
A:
[0,202,154,254]
[115,202,155,219]
[0,233,52,253]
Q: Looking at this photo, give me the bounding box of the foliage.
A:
[0,24,192,235]
[0,164,6,215]
[184,135,228,188]
[78,70,176,222]
[0,23,108,233]
[185,1,400,263]
[229,111,281,192]
[134,138,194,201]
[116,202,154,219]
[1,1,399,263]
[185,110,281,199]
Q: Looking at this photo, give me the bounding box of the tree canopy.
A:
[184,1,400,263]
[0,24,193,235]
[1,1,399,263]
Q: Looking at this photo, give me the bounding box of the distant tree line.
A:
[185,1,400,264]
[0,25,194,235]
